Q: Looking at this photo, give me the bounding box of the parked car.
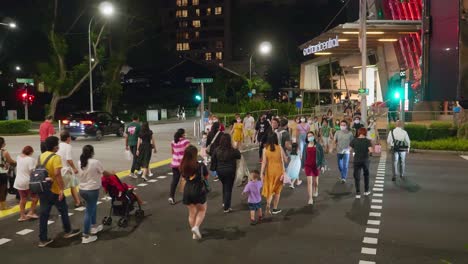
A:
[62,111,125,141]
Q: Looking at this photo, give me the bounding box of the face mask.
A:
[340,126,347,130]
[208,120,213,124]
[300,118,306,122]
[308,136,315,142]
[237,119,241,123]
[354,120,360,124]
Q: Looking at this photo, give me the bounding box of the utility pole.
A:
[200,82,205,133]
[360,0,368,124]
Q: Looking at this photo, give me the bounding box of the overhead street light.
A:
[15,66,21,71]
[249,41,272,80]
[88,1,115,112]
[0,22,17,29]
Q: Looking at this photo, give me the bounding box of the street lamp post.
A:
[249,41,272,81]
[88,1,114,112]
[0,22,16,29]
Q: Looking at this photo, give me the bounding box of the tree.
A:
[38,0,107,117]
[245,76,272,95]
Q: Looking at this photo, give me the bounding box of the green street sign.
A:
[192,78,213,83]
[16,78,34,84]
[358,88,369,95]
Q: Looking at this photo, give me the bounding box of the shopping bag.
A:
[125,150,132,161]
[374,144,382,154]
[235,155,250,186]
[282,173,292,185]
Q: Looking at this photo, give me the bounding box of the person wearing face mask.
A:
[231,114,244,149]
[367,118,377,144]
[352,116,364,137]
[304,132,325,205]
[297,116,310,168]
[333,120,354,183]
[320,119,331,153]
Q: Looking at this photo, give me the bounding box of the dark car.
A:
[62,111,125,141]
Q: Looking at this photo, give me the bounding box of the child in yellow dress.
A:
[231,114,244,149]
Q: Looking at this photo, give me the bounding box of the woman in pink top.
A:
[297,117,310,168]
[169,129,190,205]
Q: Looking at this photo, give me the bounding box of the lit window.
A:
[176,43,190,51]
[193,20,201,28]
[192,0,199,5]
[215,7,222,15]
[216,41,223,49]
[206,8,211,15]
[184,32,189,39]
[196,9,200,16]
[205,52,212,61]
[195,31,200,38]
[176,43,183,50]
[216,52,223,60]
[176,0,188,6]
[176,10,188,17]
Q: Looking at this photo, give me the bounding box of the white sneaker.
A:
[308,199,314,205]
[148,172,154,177]
[90,225,103,235]
[129,173,138,179]
[364,191,371,196]
[168,198,175,205]
[191,226,202,240]
[289,184,295,189]
[296,180,303,186]
[313,191,318,198]
[82,235,98,244]
[192,234,197,240]
[142,176,149,181]
[356,194,361,199]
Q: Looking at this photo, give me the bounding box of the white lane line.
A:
[363,237,378,244]
[375,180,384,184]
[369,212,381,217]
[373,193,383,197]
[101,196,111,201]
[365,228,380,234]
[157,176,167,179]
[361,247,377,255]
[147,179,158,183]
[167,172,173,175]
[371,205,382,210]
[460,155,468,161]
[47,220,54,225]
[372,199,383,204]
[367,220,381,226]
[376,177,384,180]
[359,261,376,264]
[374,184,384,188]
[75,207,86,212]
[16,229,34,236]
[0,238,11,245]
[137,183,148,187]
[373,188,383,192]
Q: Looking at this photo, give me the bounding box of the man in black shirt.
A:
[255,115,271,160]
[350,127,373,199]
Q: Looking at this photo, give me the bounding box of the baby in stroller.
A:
[101,175,145,227]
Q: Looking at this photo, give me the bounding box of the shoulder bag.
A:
[206,131,221,154]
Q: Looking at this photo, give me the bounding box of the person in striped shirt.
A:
[169,128,190,205]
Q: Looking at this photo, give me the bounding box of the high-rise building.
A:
[160,0,232,65]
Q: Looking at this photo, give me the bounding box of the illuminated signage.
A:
[303,36,339,56]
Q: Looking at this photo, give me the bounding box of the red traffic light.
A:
[21,92,27,99]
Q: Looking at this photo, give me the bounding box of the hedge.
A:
[412,138,468,151]
[0,120,32,134]
[389,122,457,141]
[458,123,468,140]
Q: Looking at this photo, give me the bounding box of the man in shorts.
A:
[243,112,255,144]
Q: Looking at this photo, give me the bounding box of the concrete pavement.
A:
[0,148,466,263]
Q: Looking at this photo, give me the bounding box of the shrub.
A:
[404,124,428,141]
[0,120,32,134]
[388,122,457,141]
[412,138,468,151]
[458,123,468,140]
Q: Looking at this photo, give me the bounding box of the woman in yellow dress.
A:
[260,133,285,216]
[231,114,244,149]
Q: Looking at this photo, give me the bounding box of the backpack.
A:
[29,154,56,194]
[391,130,408,152]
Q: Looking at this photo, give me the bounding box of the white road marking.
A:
[460,155,468,161]
[369,212,381,217]
[373,193,383,197]
[157,176,167,179]
[361,247,377,255]
[375,180,384,184]
[0,238,11,245]
[363,237,378,244]
[371,205,382,210]
[372,199,383,204]
[359,261,376,264]
[16,229,34,235]
[367,220,381,225]
[147,179,158,183]
[75,207,86,212]
[376,177,384,180]
[101,196,111,201]
[167,172,173,175]
[373,188,383,192]
[59,213,74,217]
[137,183,148,187]
[47,220,54,225]
[365,228,380,234]
[374,184,384,188]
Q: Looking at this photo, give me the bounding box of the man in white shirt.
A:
[57,131,83,208]
[387,121,411,181]
[243,112,255,144]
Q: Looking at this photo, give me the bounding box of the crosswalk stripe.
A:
[16,229,34,235]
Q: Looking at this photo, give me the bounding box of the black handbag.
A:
[199,162,211,193]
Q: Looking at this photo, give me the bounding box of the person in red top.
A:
[39,116,55,153]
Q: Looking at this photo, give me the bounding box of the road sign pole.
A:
[360,0,367,124]
[201,82,205,133]
[24,102,28,120]
[400,77,405,124]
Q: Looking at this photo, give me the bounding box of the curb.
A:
[412,149,468,155]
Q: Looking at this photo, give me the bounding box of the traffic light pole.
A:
[400,78,405,124]
[24,102,28,120]
[200,82,205,133]
[360,0,368,124]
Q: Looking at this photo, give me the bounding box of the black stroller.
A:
[101,175,144,227]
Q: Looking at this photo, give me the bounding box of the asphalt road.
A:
[0,148,466,263]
